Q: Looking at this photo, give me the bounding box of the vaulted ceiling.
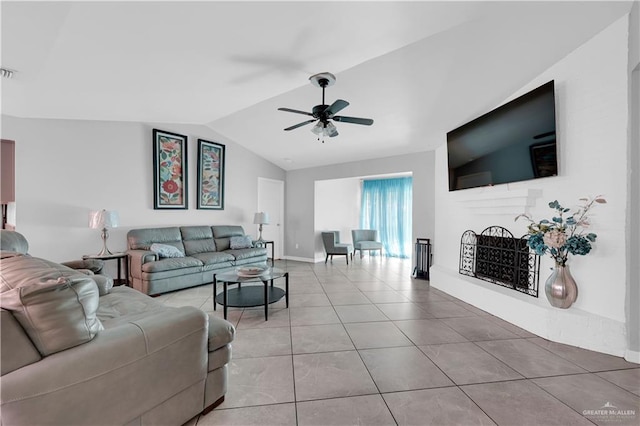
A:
[1,1,632,170]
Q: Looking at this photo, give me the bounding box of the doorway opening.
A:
[314,172,412,261]
[257,177,284,261]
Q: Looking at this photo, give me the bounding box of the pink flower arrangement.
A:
[516,196,606,266]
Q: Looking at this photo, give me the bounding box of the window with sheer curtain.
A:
[360,177,413,258]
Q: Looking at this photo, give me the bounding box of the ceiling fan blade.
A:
[284,119,317,131]
[325,99,349,117]
[278,107,314,117]
[333,116,374,126]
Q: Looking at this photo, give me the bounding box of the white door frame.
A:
[257,177,284,260]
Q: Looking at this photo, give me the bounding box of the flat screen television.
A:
[447,80,557,191]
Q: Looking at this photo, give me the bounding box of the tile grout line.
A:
[190,259,638,424]
[526,377,600,425]
[288,269,300,426]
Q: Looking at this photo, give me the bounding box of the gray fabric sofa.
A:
[127,225,267,295]
[0,230,235,426]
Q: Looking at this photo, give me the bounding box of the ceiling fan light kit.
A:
[278,72,373,142]
[311,121,338,138]
[0,68,15,79]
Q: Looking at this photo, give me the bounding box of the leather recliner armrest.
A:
[61,258,105,274]
[207,314,235,352]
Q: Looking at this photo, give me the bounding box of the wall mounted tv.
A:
[447,80,557,191]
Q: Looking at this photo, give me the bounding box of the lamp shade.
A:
[89,210,119,229]
[253,212,270,225]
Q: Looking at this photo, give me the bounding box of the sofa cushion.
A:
[355,241,383,250]
[0,230,29,254]
[214,238,231,252]
[97,287,167,326]
[212,226,245,251]
[141,256,203,273]
[0,274,103,356]
[1,309,42,374]
[226,247,268,261]
[142,267,205,282]
[181,226,217,256]
[127,226,185,252]
[92,274,114,296]
[212,225,245,239]
[0,255,105,357]
[192,252,235,266]
[1,252,108,286]
[183,238,216,256]
[180,226,214,241]
[229,235,252,249]
[150,243,185,258]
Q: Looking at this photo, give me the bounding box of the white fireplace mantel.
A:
[452,188,543,215]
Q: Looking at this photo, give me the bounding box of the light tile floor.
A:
[166,258,639,426]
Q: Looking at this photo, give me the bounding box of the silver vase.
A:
[545,264,578,309]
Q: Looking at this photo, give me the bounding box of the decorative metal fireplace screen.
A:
[459,226,540,297]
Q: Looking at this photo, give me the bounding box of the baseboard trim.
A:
[282,255,316,263]
[430,265,629,358]
[624,349,640,364]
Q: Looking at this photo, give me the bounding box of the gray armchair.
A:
[351,229,383,259]
[321,231,353,264]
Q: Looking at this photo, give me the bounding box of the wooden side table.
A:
[83,252,129,286]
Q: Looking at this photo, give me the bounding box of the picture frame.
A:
[152,129,188,209]
[197,139,225,210]
[529,141,558,178]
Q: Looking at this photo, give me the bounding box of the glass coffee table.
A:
[213,267,289,321]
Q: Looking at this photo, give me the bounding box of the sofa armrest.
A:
[0,306,208,426]
[61,258,104,274]
[207,313,235,352]
[128,249,158,279]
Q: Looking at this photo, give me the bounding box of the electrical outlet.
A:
[295,243,299,249]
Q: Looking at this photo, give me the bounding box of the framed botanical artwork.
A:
[197,139,225,210]
[152,129,188,209]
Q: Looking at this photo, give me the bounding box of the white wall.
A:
[626,1,640,362]
[431,15,634,358]
[1,116,285,269]
[286,152,434,263]
[314,177,361,260]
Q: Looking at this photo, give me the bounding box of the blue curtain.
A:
[360,177,412,258]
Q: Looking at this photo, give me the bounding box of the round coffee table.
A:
[214,267,289,321]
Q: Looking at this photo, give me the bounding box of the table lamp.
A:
[253,212,270,242]
[89,209,119,256]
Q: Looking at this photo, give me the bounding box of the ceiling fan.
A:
[278,72,373,141]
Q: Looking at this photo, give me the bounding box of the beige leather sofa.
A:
[127,225,267,295]
[0,231,235,425]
